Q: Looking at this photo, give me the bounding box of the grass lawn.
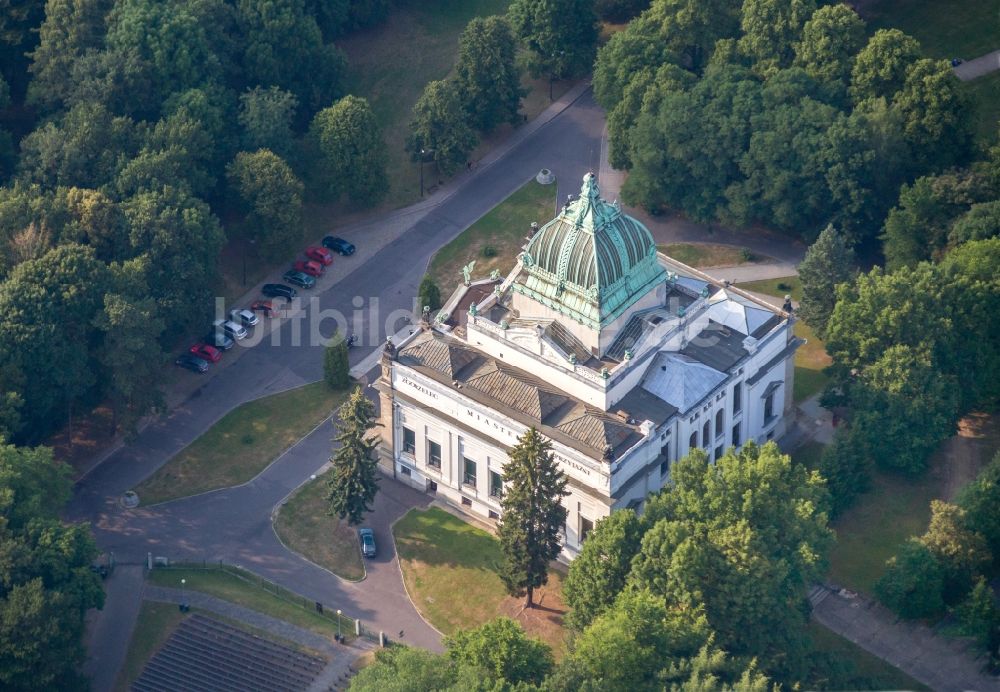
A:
[807,621,930,691]
[135,382,349,505]
[961,71,1000,145]
[427,179,557,298]
[861,0,998,60]
[394,507,567,657]
[114,601,189,691]
[658,242,769,268]
[274,470,365,581]
[737,276,831,403]
[147,566,352,638]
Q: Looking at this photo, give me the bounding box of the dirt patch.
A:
[496,572,568,659]
[45,404,118,478]
[934,411,1000,501]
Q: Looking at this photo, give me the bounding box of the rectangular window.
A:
[427,440,441,469]
[402,427,415,455]
[732,423,741,448]
[488,510,500,520]
[659,459,668,477]
[764,392,775,422]
[399,464,411,476]
[461,496,472,507]
[580,517,594,543]
[714,445,723,461]
[463,458,477,487]
[489,471,503,498]
[428,480,437,493]
[733,384,742,414]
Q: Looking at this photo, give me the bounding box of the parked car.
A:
[305,246,334,265]
[229,308,259,327]
[213,318,248,340]
[293,259,324,277]
[251,299,276,317]
[176,353,209,373]
[189,343,222,363]
[358,528,376,558]
[322,236,355,256]
[262,283,297,300]
[282,270,316,288]
[203,331,235,351]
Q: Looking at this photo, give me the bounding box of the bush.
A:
[875,539,945,619]
[482,245,497,258]
[957,577,1000,647]
[417,275,442,313]
[818,430,871,517]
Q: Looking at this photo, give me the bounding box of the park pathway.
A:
[811,586,1000,691]
[954,49,1000,81]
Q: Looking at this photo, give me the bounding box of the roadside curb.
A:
[387,508,446,640]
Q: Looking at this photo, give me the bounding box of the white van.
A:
[213,318,248,340]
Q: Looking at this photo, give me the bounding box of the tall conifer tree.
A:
[325,386,379,525]
[497,428,569,607]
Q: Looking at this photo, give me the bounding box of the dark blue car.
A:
[322,236,355,256]
[358,528,376,558]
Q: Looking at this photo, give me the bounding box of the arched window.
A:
[689,431,698,450]
[715,409,724,437]
[702,421,710,448]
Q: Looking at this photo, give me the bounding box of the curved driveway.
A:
[72,88,610,655]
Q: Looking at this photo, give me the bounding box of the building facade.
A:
[374,174,800,559]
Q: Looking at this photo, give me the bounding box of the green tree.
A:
[957,578,1000,647]
[0,0,45,94]
[497,427,569,608]
[348,646,457,692]
[793,4,865,91]
[105,0,234,115]
[592,13,674,110]
[850,29,921,102]
[26,0,110,112]
[52,187,128,263]
[236,0,345,113]
[950,200,1000,247]
[226,149,304,259]
[738,0,816,75]
[406,80,478,176]
[445,617,553,686]
[323,336,350,390]
[164,85,241,183]
[116,109,218,197]
[595,0,648,22]
[123,186,224,339]
[456,16,523,133]
[646,0,742,73]
[508,0,599,80]
[919,500,991,604]
[0,244,108,442]
[309,95,388,206]
[567,588,712,689]
[563,508,642,630]
[797,223,856,337]
[325,386,379,525]
[958,451,1000,565]
[892,58,974,169]
[817,428,870,516]
[0,443,104,691]
[238,86,299,160]
[95,258,165,438]
[875,538,945,619]
[630,442,832,663]
[417,275,443,313]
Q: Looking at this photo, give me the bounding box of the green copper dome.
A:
[514,173,665,330]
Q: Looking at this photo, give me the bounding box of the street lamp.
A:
[180,578,187,612]
[549,51,565,101]
[336,609,342,642]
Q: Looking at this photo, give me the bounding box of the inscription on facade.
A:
[401,376,439,400]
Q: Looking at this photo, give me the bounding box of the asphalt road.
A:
[72,88,609,657]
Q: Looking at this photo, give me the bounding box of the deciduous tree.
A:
[850,29,921,102]
[309,95,387,206]
[738,0,816,75]
[455,16,523,133]
[226,149,304,259]
[919,500,991,604]
[508,0,599,80]
[238,86,299,161]
[406,80,478,176]
[417,275,442,313]
[563,508,642,630]
[497,427,569,608]
[325,386,379,525]
[875,538,945,619]
[445,617,553,686]
[793,4,865,90]
[323,336,350,390]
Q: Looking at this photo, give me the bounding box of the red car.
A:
[305,246,333,266]
[189,343,222,363]
[293,260,324,277]
[251,300,276,317]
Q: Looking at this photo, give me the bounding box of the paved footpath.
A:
[145,585,371,692]
[812,586,1000,691]
[954,49,1000,81]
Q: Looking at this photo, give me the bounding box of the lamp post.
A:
[336,609,342,642]
[549,51,564,101]
[180,578,187,612]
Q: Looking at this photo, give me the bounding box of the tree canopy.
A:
[310,95,388,206]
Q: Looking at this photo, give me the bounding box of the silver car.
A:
[229,308,259,328]
[212,318,248,340]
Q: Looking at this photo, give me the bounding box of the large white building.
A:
[374,174,801,559]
